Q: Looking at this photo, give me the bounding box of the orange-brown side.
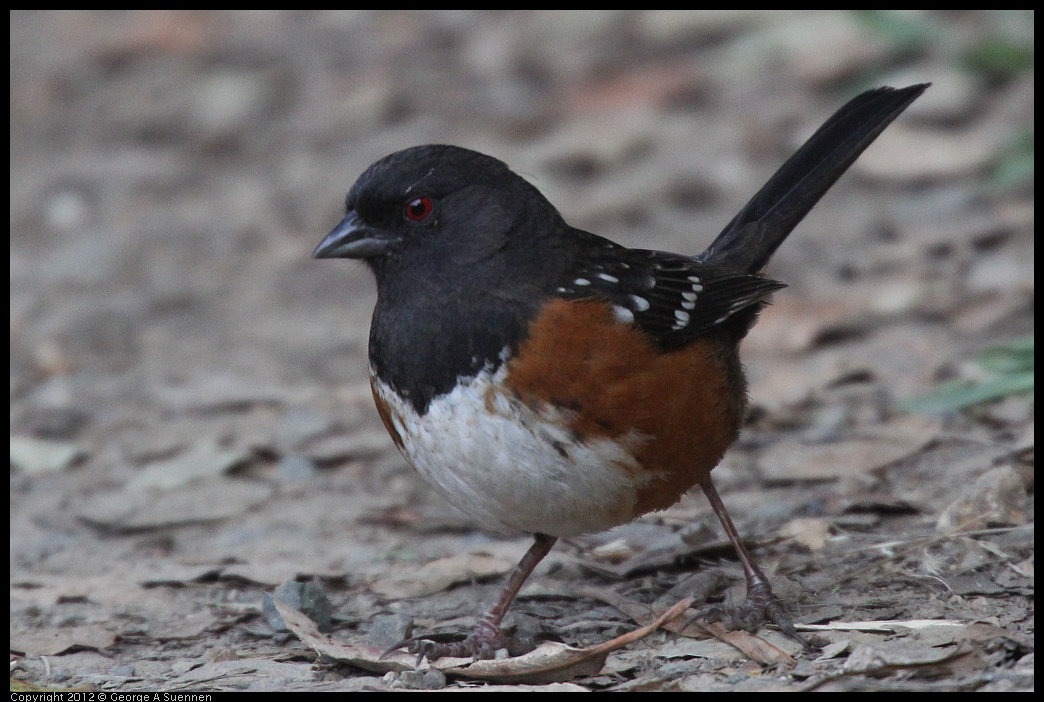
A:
[371,379,406,451]
[504,298,745,517]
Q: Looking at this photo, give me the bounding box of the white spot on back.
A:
[597,273,619,283]
[574,278,591,286]
[629,295,650,311]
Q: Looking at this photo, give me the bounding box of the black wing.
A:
[555,231,784,350]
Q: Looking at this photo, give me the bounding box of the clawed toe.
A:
[382,622,509,663]
[691,581,811,649]
[381,534,556,665]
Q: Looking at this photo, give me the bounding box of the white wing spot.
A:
[674,310,690,323]
[682,291,698,302]
[692,283,704,293]
[681,300,696,310]
[629,295,650,311]
[687,276,701,284]
[597,273,619,283]
[574,278,591,286]
[611,305,635,324]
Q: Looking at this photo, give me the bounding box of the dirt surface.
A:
[10,11,1033,692]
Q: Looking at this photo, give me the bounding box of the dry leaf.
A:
[577,586,796,667]
[779,517,831,551]
[78,479,272,531]
[936,465,1028,532]
[370,553,514,599]
[10,625,117,656]
[273,595,691,684]
[759,419,934,483]
[10,436,87,474]
[127,438,252,490]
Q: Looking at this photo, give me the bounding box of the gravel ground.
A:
[11,11,1033,692]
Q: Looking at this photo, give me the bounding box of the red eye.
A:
[404,196,434,222]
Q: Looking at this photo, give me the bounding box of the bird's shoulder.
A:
[550,229,786,350]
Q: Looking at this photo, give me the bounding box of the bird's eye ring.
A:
[404,196,434,222]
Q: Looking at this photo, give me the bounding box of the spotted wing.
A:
[554,232,785,350]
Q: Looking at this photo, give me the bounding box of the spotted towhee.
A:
[314,84,928,660]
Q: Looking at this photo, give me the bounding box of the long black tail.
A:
[701,84,929,274]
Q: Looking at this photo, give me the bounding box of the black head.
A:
[314,145,581,410]
[313,144,569,291]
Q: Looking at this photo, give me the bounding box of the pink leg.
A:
[399,533,558,661]
[698,476,809,647]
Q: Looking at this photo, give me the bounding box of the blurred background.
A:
[10,11,1034,691]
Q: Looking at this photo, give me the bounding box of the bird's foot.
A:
[695,581,811,649]
[384,618,536,663]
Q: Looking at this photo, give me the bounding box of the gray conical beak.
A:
[313,211,398,259]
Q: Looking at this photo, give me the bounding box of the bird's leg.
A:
[394,533,558,662]
[695,476,810,648]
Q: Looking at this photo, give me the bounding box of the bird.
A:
[313,84,929,661]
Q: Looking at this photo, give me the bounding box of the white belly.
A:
[372,365,657,537]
